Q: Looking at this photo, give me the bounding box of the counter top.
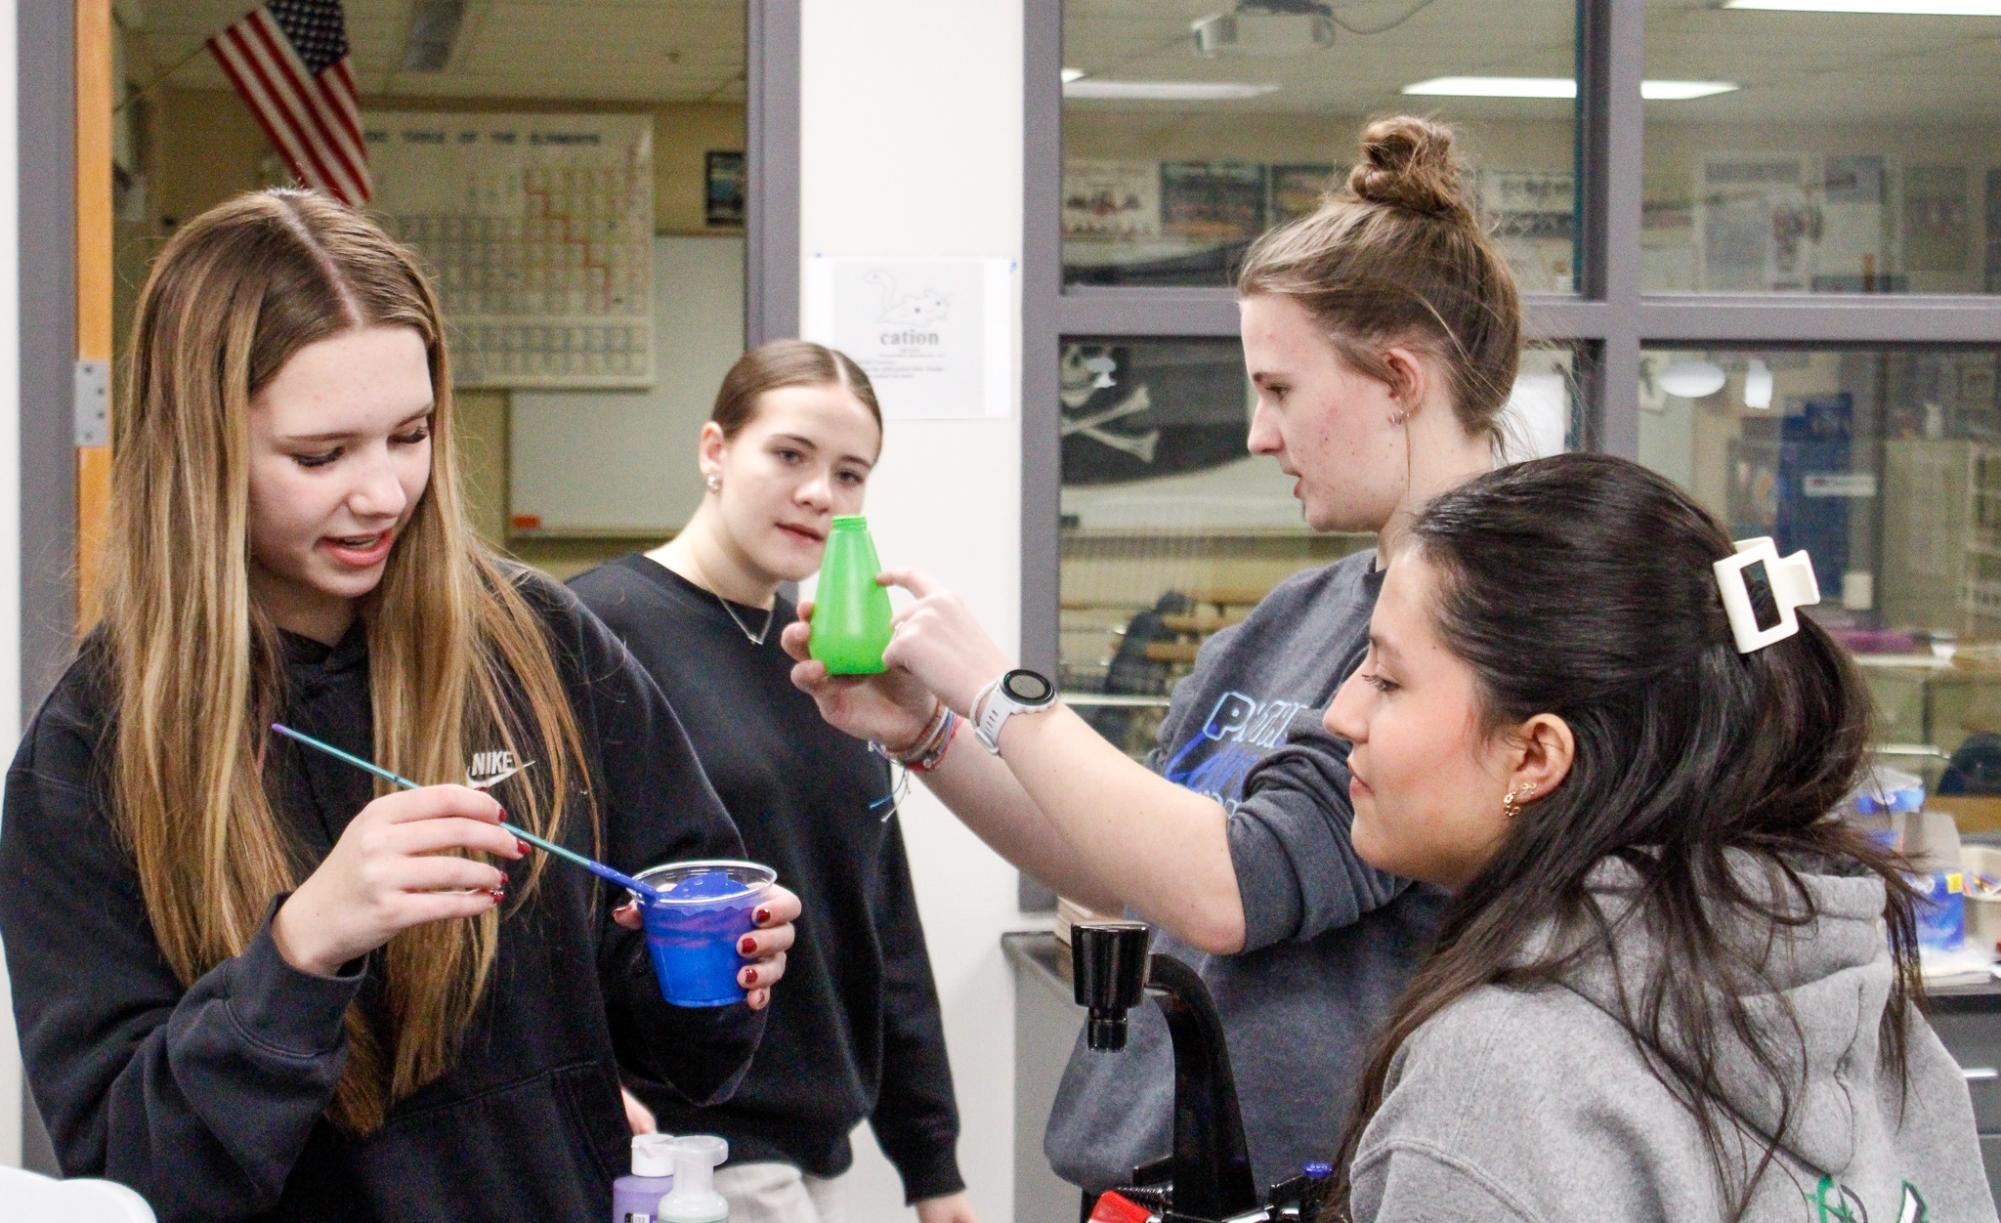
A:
[1002,930,1072,1005]
[1925,976,2001,1014]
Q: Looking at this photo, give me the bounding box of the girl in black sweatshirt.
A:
[571,341,974,1223]
[0,190,800,1222]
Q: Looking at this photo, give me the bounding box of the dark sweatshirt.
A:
[570,554,964,1203]
[1045,550,1446,1192]
[0,571,762,1222]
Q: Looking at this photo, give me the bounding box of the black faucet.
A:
[1072,921,1259,1221]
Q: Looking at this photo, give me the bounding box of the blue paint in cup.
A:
[633,860,776,1007]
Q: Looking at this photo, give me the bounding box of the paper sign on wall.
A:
[803,256,1016,420]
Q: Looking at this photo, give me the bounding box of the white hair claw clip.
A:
[1712,537,1820,654]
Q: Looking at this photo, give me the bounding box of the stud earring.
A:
[705,473,721,493]
[1503,784,1533,820]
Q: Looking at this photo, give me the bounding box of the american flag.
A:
[207,0,371,206]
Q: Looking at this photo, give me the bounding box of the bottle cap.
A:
[631,1132,678,1177]
[656,1135,730,1223]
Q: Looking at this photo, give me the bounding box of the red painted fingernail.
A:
[742,968,758,985]
[489,887,506,903]
[739,936,757,955]
[515,838,531,857]
[754,907,771,924]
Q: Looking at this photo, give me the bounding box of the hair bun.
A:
[1348,115,1475,225]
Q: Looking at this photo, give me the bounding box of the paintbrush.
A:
[270,722,664,902]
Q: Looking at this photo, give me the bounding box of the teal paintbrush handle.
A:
[271,723,663,902]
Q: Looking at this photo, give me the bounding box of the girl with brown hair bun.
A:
[0,189,800,1222]
[783,115,1518,1200]
[570,341,976,1223]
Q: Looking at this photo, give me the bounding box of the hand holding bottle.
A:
[782,602,939,748]
[874,568,1014,719]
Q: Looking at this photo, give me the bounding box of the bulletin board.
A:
[506,235,744,536]
[363,111,655,388]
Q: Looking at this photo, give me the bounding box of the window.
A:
[1061,0,1581,292]
[1644,3,2001,295]
[1640,343,2001,767]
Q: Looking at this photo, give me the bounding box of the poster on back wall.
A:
[1063,160,1161,240]
[1267,164,1339,225]
[1902,164,1970,276]
[362,111,655,389]
[1700,154,1815,292]
[1816,154,1892,292]
[1159,161,1267,241]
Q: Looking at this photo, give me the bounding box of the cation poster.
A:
[802,256,1017,420]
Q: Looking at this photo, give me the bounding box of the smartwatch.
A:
[972,668,1057,755]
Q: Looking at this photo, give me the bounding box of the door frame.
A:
[14,0,80,1173]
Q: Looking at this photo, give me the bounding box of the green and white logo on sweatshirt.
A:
[1805,1176,1928,1223]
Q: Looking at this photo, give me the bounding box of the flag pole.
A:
[115,42,211,116]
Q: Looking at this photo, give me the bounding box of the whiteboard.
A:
[508,235,744,534]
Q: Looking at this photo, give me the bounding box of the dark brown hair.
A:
[1325,455,1919,1220]
[1237,115,1521,440]
[711,339,882,440]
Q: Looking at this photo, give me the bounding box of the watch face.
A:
[1003,669,1054,704]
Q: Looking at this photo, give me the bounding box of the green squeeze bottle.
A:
[810,515,894,675]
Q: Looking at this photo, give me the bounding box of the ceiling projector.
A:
[1192,2,1336,56]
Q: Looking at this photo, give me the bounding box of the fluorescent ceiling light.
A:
[1063,80,1281,100]
[1403,76,1739,100]
[1403,76,1575,98]
[1723,0,2001,14]
[1061,67,1087,83]
[1641,79,1741,100]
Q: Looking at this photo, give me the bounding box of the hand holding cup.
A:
[614,871,797,1011]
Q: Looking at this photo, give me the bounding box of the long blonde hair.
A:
[102,189,589,1133]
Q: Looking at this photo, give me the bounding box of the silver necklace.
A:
[716,592,775,646]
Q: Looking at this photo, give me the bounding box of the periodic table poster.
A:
[364,112,655,389]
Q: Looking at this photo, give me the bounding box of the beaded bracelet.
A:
[905,710,960,774]
[871,700,949,767]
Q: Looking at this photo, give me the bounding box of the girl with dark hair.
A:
[1323,452,1994,1221]
[783,115,1515,1196]
[0,190,801,1222]
[570,341,975,1223]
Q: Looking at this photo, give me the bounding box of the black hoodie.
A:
[0,572,762,1222]
[571,554,964,1203]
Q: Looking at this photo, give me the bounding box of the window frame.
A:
[1019,0,2001,902]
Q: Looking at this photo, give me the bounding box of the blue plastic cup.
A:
[633,860,776,1007]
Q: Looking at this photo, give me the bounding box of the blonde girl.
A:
[0,189,799,1223]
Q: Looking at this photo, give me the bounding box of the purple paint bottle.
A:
[612,1133,676,1222]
